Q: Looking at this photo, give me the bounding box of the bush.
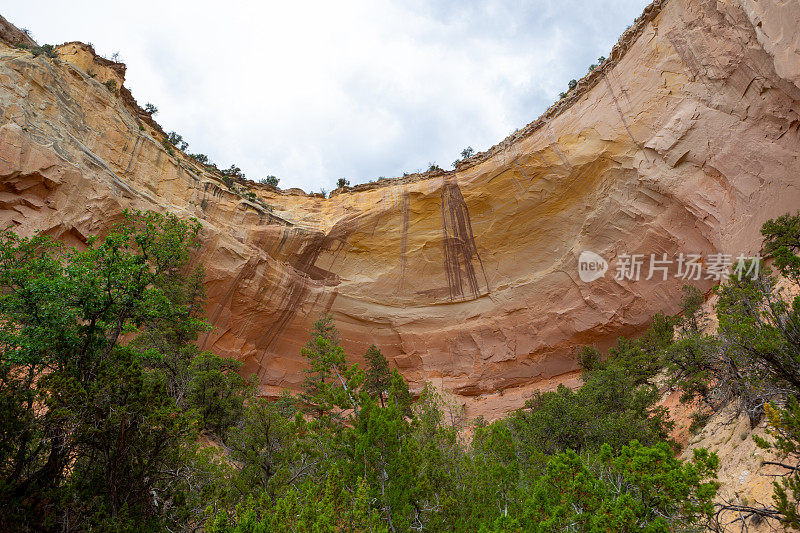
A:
[143,102,158,115]
[26,44,57,58]
[512,364,671,456]
[259,175,279,187]
[161,138,176,156]
[186,351,252,438]
[167,131,188,151]
[336,178,350,189]
[221,164,245,180]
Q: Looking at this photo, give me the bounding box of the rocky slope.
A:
[0,0,799,417]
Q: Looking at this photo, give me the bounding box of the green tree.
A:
[259,175,279,187]
[187,351,252,438]
[755,397,800,529]
[0,210,217,530]
[514,442,717,532]
[364,344,390,407]
[167,131,188,151]
[301,315,364,420]
[762,212,800,284]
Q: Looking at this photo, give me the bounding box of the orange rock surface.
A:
[1,0,799,417]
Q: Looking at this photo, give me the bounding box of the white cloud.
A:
[4,0,649,191]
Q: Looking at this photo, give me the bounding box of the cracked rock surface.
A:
[0,0,799,418]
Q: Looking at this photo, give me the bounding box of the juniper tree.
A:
[364,344,390,407]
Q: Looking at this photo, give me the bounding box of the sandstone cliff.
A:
[0,0,799,417]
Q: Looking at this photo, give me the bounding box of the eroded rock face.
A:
[0,0,799,417]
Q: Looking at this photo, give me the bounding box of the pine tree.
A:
[300,315,363,420]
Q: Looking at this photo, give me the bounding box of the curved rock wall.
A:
[1,0,799,416]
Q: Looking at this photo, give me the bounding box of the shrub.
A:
[167,131,188,151]
[28,44,57,58]
[221,164,245,180]
[103,79,117,93]
[259,175,279,187]
[336,178,350,189]
[143,102,158,115]
[186,351,252,437]
[161,138,176,156]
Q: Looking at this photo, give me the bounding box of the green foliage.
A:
[189,153,209,164]
[512,365,672,457]
[427,162,442,172]
[364,344,390,407]
[510,442,717,532]
[300,315,364,420]
[259,175,279,187]
[161,138,176,156]
[0,211,217,531]
[337,178,350,189]
[103,79,118,93]
[167,131,188,151]
[514,315,677,459]
[453,147,475,168]
[24,43,58,58]
[143,102,158,115]
[187,351,252,437]
[755,397,800,529]
[204,313,716,532]
[221,164,245,180]
[762,212,800,284]
[665,250,800,427]
[663,213,800,525]
[12,208,784,531]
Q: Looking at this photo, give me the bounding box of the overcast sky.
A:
[5,1,649,192]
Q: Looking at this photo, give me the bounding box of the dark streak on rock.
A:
[398,189,410,291]
[256,221,353,372]
[440,175,490,301]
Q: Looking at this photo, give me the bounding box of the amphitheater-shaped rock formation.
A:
[1,0,799,417]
